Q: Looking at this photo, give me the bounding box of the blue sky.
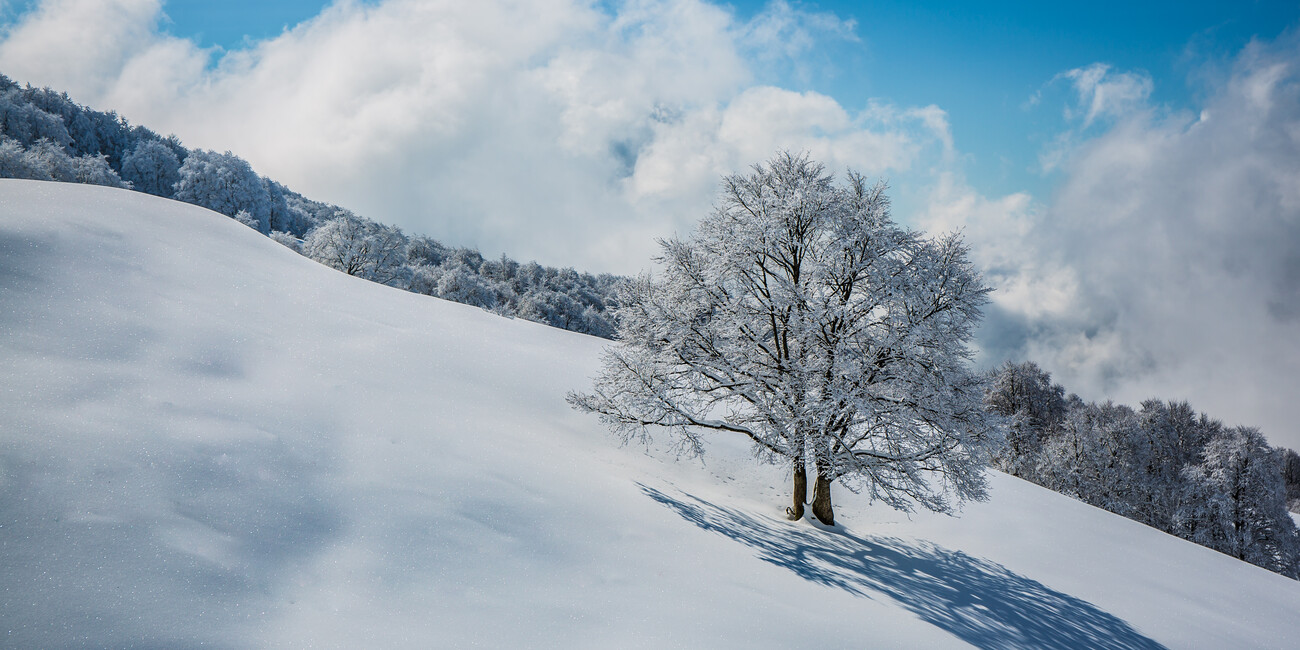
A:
[1,0,1299,448]
[731,1,1298,192]
[152,0,1300,200]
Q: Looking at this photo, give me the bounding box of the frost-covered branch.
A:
[570,151,996,525]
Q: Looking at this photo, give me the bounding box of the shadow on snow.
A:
[640,484,1165,650]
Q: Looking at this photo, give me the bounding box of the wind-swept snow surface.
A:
[2,180,1299,648]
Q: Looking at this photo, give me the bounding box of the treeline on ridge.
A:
[986,361,1300,579]
[0,74,621,338]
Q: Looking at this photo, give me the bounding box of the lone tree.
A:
[569,152,996,525]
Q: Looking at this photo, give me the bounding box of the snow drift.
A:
[2,180,1299,648]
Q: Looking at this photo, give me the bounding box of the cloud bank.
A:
[0,0,951,273]
[970,35,1300,449]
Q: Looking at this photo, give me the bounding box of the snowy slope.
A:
[2,180,1299,649]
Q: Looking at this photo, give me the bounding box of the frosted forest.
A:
[0,75,621,339]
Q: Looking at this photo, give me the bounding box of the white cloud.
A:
[0,0,181,99]
[1037,63,1157,173]
[1059,63,1153,127]
[917,173,1068,320]
[995,36,1300,449]
[0,0,932,275]
[739,0,857,61]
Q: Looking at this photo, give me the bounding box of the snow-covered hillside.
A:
[2,180,1299,648]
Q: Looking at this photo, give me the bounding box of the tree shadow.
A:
[640,484,1166,650]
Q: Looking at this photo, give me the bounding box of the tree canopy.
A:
[570,152,996,524]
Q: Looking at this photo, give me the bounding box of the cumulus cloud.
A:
[0,0,930,274]
[987,35,1300,449]
[1060,63,1154,127]
[0,0,174,98]
[1036,64,1157,173]
[738,0,857,83]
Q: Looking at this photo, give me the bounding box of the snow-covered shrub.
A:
[120,139,180,197]
[268,231,302,253]
[436,264,499,309]
[72,152,127,188]
[174,149,273,233]
[301,214,409,287]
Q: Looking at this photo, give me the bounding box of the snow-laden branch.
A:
[569,152,997,524]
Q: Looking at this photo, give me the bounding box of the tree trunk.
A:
[786,458,807,520]
[811,471,834,525]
